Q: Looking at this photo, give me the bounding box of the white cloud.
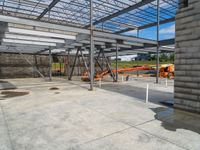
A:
[123,30,137,36]
[160,24,175,34]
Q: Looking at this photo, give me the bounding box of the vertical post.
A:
[78,56,81,76]
[49,47,52,81]
[136,30,139,77]
[90,0,94,90]
[156,0,160,84]
[67,49,70,79]
[116,43,119,82]
[48,7,52,81]
[59,61,62,76]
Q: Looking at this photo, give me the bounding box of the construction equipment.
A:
[81,66,153,81]
[159,64,174,78]
[81,64,175,81]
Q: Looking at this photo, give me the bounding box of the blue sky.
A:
[124,21,175,40]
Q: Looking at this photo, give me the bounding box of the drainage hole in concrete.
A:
[49,87,59,90]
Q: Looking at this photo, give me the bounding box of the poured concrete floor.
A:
[0,77,200,150]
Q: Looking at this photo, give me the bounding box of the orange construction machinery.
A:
[159,64,174,78]
[81,64,174,81]
[81,66,153,81]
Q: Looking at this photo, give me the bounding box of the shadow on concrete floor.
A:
[0,80,17,90]
[0,90,29,99]
[101,83,173,104]
[150,107,200,134]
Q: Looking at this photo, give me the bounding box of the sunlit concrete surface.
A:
[0,77,199,150]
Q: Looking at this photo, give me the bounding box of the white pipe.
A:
[146,84,149,103]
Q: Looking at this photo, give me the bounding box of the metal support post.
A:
[78,56,81,76]
[49,47,52,81]
[116,43,119,82]
[137,29,139,77]
[67,49,70,79]
[156,0,160,84]
[90,0,94,90]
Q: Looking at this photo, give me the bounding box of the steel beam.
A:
[0,14,89,34]
[37,0,60,20]
[0,15,158,45]
[116,17,175,34]
[85,0,155,27]
[93,31,157,44]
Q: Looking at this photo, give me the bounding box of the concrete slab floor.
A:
[0,77,199,150]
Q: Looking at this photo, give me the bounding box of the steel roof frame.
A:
[0,0,178,33]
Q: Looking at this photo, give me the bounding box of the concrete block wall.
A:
[0,53,50,78]
[0,53,86,78]
[175,0,200,113]
[0,53,108,79]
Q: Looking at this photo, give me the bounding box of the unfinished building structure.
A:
[0,0,176,85]
[2,0,199,114]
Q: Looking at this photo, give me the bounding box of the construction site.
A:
[0,0,200,150]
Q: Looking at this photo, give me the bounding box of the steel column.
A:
[156,0,160,84]
[67,49,70,79]
[49,47,52,81]
[136,30,139,77]
[78,55,81,76]
[116,43,119,82]
[89,0,94,90]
